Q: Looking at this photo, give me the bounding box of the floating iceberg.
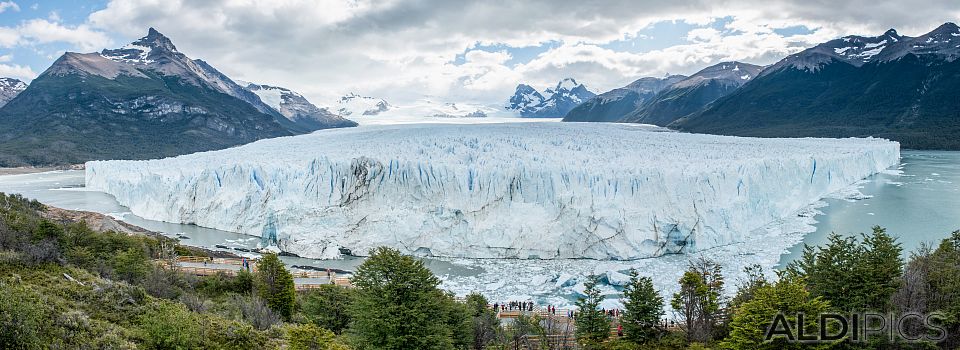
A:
[86,123,899,260]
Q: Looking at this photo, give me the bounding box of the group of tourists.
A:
[487,301,627,322]
[492,300,535,312]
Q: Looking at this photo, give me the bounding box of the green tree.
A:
[31,219,63,243]
[575,275,610,349]
[441,293,473,350]
[300,284,354,334]
[465,292,498,350]
[620,270,663,345]
[722,274,829,350]
[671,258,725,343]
[786,234,860,311]
[349,246,453,349]
[923,230,960,345]
[728,265,768,313]
[787,228,903,312]
[855,226,903,312]
[113,247,151,283]
[255,253,296,320]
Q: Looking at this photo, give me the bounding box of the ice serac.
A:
[85,123,900,260]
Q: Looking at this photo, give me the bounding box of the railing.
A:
[158,257,353,288]
[176,255,256,266]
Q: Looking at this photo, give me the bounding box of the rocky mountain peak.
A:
[672,61,762,89]
[100,28,179,64]
[506,79,594,118]
[137,28,179,52]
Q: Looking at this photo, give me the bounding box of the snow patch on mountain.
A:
[337,93,390,117]
[241,82,357,130]
[506,79,596,118]
[766,23,960,75]
[0,77,27,108]
[86,123,899,261]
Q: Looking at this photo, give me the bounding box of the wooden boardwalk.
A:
[157,256,352,289]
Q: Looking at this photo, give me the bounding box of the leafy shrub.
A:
[300,284,354,334]
[113,247,151,283]
[0,282,44,349]
[137,303,203,350]
[286,323,348,350]
[233,295,282,331]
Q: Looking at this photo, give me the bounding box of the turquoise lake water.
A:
[779,150,960,266]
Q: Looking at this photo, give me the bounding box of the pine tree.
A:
[575,275,610,349]
[671,257,725,343]
[255,253,296,319]
[349,247,454,349]
[620,270,663,345]
[856,226,903,311]
[722,274,829,350]
[465,292,499,350]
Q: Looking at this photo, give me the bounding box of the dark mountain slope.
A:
[562,75,685,122]
[622,62,761,126]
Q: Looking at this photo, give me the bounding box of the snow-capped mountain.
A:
[0,28,353,166]
[678,22,960,150]
[876,22,960,62]
[563,75,686,122]
[621,62,762,125]
[95,28,280,117]
[0,77,26,108]
[242,82,356,130]
[506,78,596,118]
[764,22,960,75]
[336,93,390,117]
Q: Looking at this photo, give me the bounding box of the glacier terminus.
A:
[85,123,900,260]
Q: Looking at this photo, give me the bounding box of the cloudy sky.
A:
[0,0,958,108]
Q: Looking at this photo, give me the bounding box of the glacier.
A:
[85,122,900,260]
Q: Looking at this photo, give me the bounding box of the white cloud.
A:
[41,0,960,108]
[0,1,19,13]
[687,28,722,42]
[0,17,112,53]
[0,62,37,81]
[16,19,111,51]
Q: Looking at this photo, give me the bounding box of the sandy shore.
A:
[0,167,59,176]
[42,205,241,259]
[0,164,83,176]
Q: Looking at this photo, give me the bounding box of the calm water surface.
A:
[779,150,960,266]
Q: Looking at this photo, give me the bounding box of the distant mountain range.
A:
[0,78,26,108]
[0,28,355,166]
[563,62,760,125]
[621,62,762,125]
[506,78,596,118]
[562,22,960,150]
[674,22,960,150]
[242,82,356,130]
[563,75,686,122]
[336,93,390,117]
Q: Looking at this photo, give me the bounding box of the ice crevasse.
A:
[85,123,900,260]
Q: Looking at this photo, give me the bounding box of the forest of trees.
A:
[1,192,959,349]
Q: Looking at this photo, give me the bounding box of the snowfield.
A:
[86,123,900,261]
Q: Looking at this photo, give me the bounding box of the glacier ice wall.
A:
[85,123,900,259]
